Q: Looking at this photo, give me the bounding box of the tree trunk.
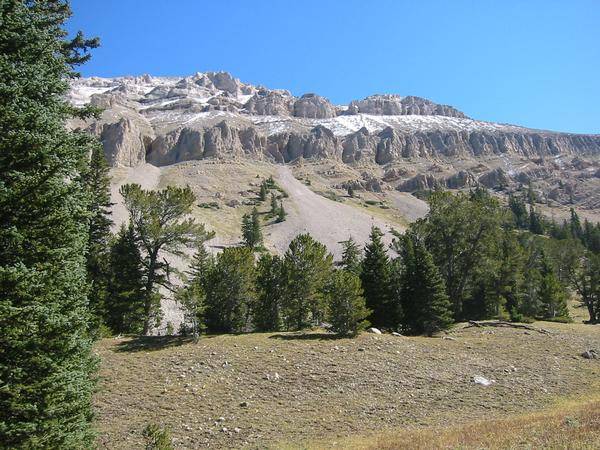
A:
[142,250,159,335]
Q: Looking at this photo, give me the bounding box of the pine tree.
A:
[326,270,371,336]
[338,237,362,275]
[282,234,333,330]
[242,207,263,248]
[270,193,278,215]
[259,182,268,201]
[277,201,287,222]
[538,251,569,320]
[105,223,145,334]
[83,145,114,333]
[254,254,284,331]
[120,184,213,334]
[528,206,544,235]
[400,234,453,335]
[347,185,355,198]
[569,208,583,241]
[204,247,256,333]
[178,243,213,337]
[360,227,393,328]
[0,1,99,446]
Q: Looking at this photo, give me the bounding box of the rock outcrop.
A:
[293,93,336,119]
[99,118,149,167]
[347,94,467,118]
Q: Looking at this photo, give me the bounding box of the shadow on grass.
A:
[115,335,194,353]
[268,332,343,341]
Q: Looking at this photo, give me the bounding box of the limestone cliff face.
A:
[68,72,600,171]
[144,120,600,167]
[98,118,149,167]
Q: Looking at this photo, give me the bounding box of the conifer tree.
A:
[569,251,600,324]
[259,182,268,201]
[0,1,99,446]
[282,234,333,330]
[569,208,583,241]
[277,201,287,222]
[270,193,278,215]
[347,185,355,198]
[254,254,284,331]
[242,207,263,248]
[326,270,371,336]
[83,145,114,332]
[105,223,145,334]
[400,234,453,335]
[120,184,212,334]
[360,227,393,328]
[529,206,544,234]
[204,247,256,333]
[338,237,362,275]
[538,251,569,320]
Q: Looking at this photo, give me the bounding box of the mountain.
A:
[69,71,600,211]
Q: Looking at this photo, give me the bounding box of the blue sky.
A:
[68,0,599,134]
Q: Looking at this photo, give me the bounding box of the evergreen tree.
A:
[569,251,600,324]
[414,191,503,320]
[360,227,394,328]
[0,1,99,446]
[529,206,544,234]
[508,193,528,229]
[538,251,569,320]
[282,234,333,330]
[83,145,113,332]
[177,242,213,337]
[204,247,256,333]
[254,254,284,331]
[277,201,286,222]
[120,184,213,334]
[105,224,145,334]
[347,185,355,198]
[270,193,278,215]
[569,208,583,241]
[326,270,371,336]
[259,182,268,201]
[338,237,362,275]
[400,234,453,336]
[242,207,263,248]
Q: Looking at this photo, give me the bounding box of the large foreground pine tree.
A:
[0,1,99,447]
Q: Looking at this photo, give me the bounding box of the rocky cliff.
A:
[68,71,600,201]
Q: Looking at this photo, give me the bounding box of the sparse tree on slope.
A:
[120,183,212,334]
[538,251,569,320]
[242,207,263,248]
[0,1,99,446]
[277,201,287,222]
[569,251,600,324]
[326,270,370,336]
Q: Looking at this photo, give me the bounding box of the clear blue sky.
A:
[68,0,599,134]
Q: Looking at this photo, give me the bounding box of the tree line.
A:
[95,182,600,342]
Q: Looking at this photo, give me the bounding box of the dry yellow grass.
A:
[296,396,600,449]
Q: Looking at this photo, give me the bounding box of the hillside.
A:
[69,71,600,213]
[94,320,600,449]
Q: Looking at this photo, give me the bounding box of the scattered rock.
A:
[239,401,249,407]
[472,375,495,386]
[581,349,598,359]
[367,327,382,335]
[442,336,457,341]
[226,199,240,207]
[357,347,366,352]
[391,332,403,337]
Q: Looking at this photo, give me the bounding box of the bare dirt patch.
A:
[94,322,599,449]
